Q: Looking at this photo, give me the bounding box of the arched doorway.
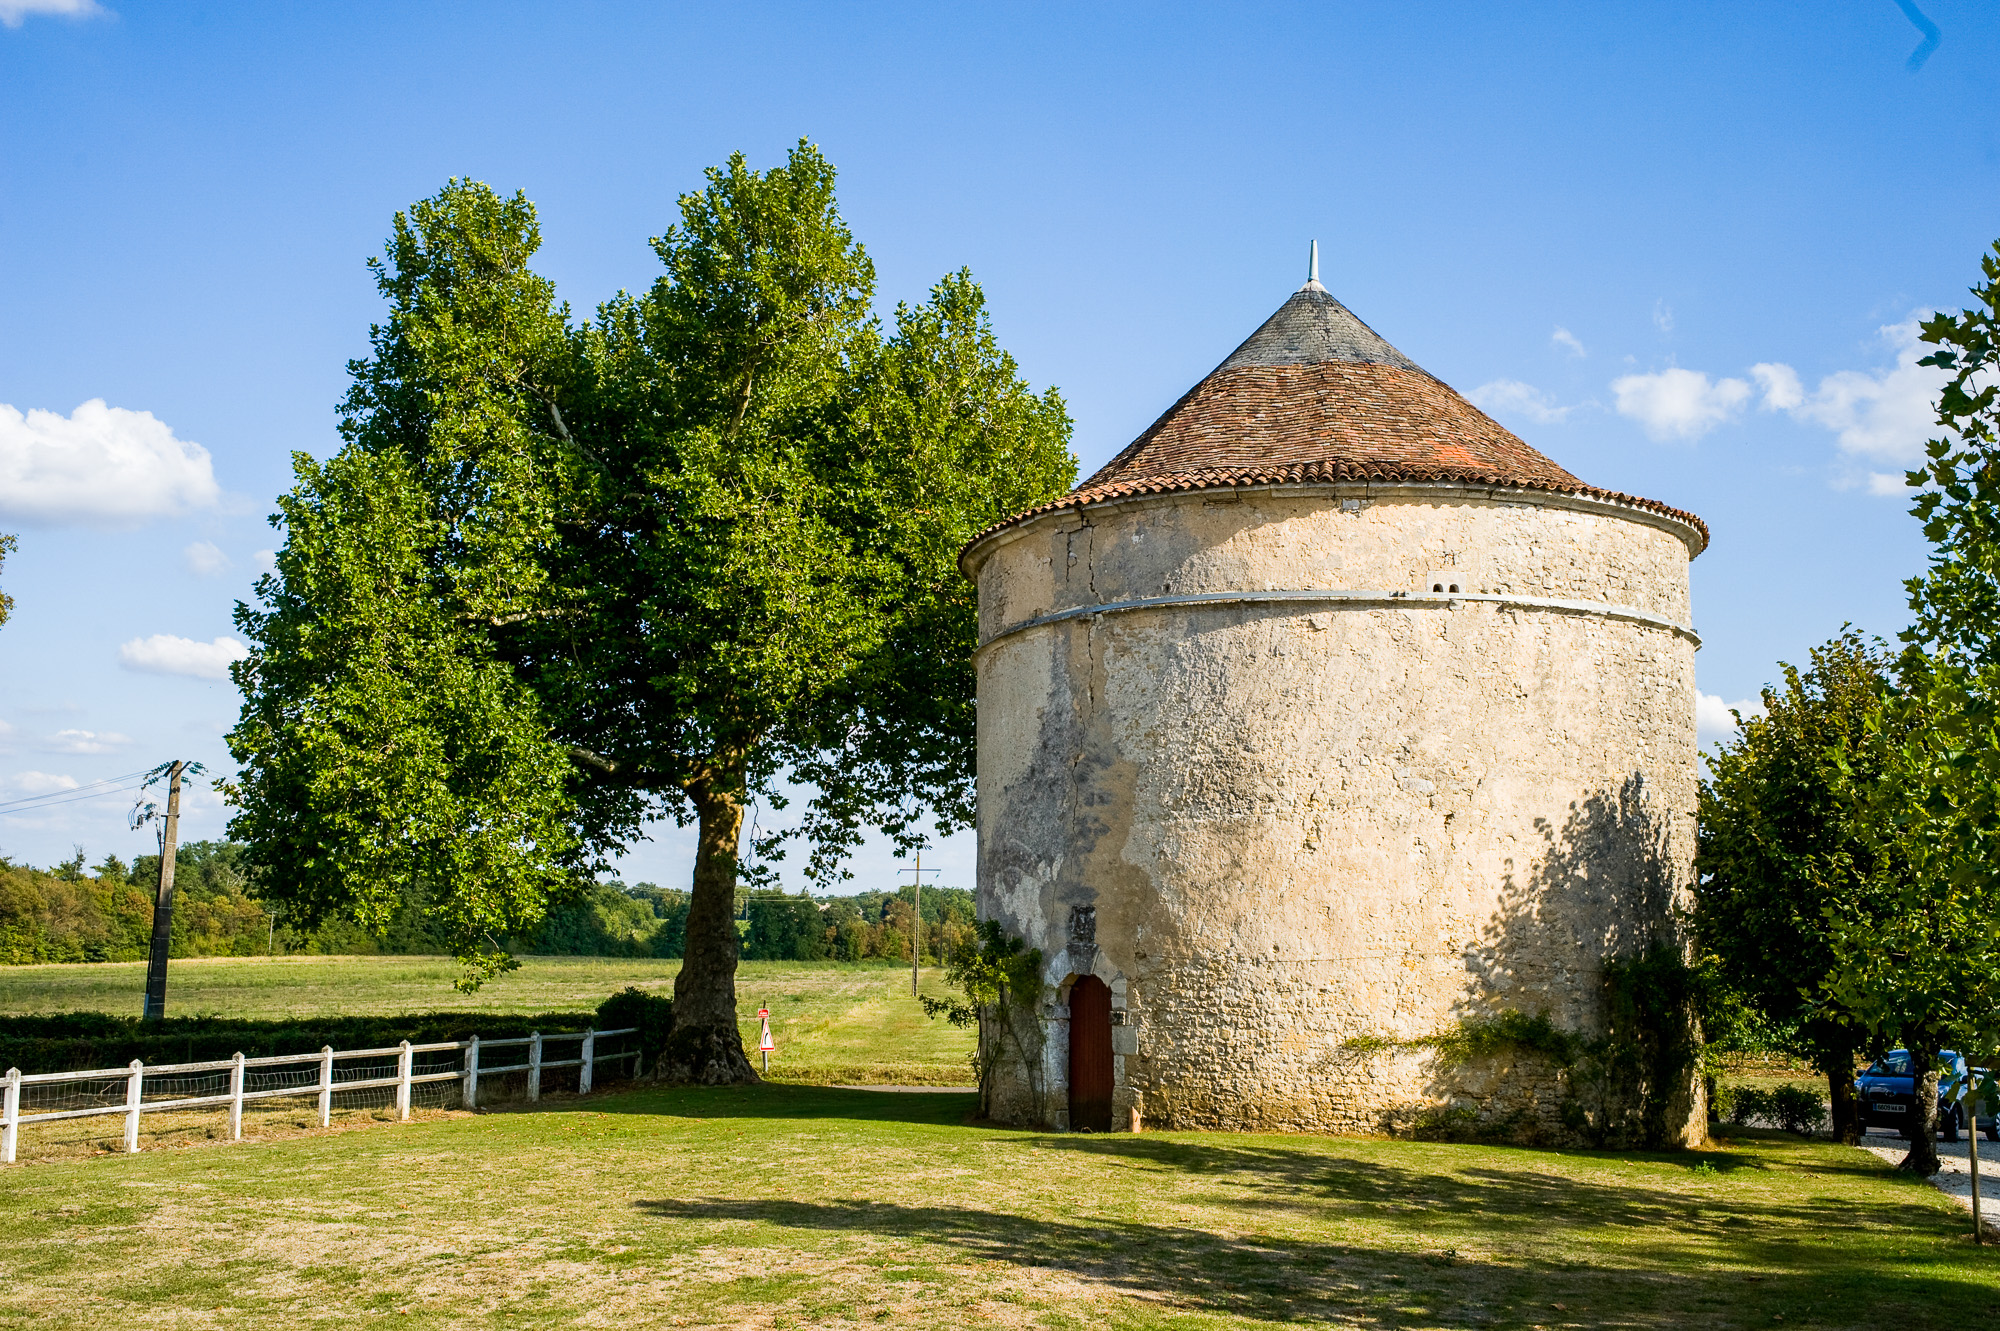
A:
[1068,975,1113,1131]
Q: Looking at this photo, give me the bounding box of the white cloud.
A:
[1749,362,1804,411]
[43,728,129,755]
[1750,318,1946,466]
[1652,301,1675,335]
[0,0,103,28]
[183,541,231,575]
[6,771,78,795]
[253,549,277,573]
[1552,327,1587,358]
[1610,367,1752,440]
[1470,379,1578,425]
[1867,471,1911,497]
[1696,692,1764,748]
[117,633,248,681]
[0,400,220,525]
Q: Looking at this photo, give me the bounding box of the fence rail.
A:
[1,1026,640,1164]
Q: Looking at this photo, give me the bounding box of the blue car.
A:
[1855,1049,1999,1141]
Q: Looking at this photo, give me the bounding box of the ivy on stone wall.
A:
[1344,943,1700,1149]
[920,919,1044,1118]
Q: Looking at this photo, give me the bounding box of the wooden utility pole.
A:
[897,853,937,997]
[140,760,186,1022]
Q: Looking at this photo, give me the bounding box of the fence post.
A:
[318,1046,333,1127]
[396,1040,413,1121]
[3,1067,18,1165]
[228,1052,245,1141]
[124,1059,143,1153]
[580,1029,594,1095]
[464,1035,480,1111]
[528,1031,542,1103]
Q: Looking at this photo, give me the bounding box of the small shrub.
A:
[1769,1082,1828,1137]
[595,987,673,1066]
[1409,1104,1538,1144]
[1720,1082,1826,1135]
[1729,1086,1773,1127]
[1411,1105,1482,1141]
[1708,1082,1736,1123]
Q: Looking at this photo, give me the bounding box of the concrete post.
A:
[395,1041,413,1121]
[123,1059,143,1153]
[318,1046,333,1127]
[464,1035,480,1110]
[228,1052,245,1141]
[528,1031,542,1103]
[580,1029,594,1095]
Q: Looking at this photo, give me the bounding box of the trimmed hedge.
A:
[0,988,673,1074]
[1715,1081,1829,1137]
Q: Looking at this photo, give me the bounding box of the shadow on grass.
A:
[632,1184,1996,1329]
[583,1080,977,1127]
[602,1088,2000,1326]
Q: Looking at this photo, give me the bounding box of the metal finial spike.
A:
[1309,239,1319,284]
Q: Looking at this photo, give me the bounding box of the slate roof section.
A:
[964,279,1709,559]
[1213,279,1424,373]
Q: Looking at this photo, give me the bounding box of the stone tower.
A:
[961,271,1707,1141]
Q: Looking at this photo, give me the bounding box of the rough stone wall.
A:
[969,483,1702,1142]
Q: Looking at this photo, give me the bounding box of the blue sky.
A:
[0,1,1993,893]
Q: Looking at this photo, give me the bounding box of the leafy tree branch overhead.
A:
[0,530,15,630]
[226,140,1076,1080]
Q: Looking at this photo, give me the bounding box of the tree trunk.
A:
[657,762,756,1085]
[1826,1049,1861,1146]
[1902,1041,1942,1176]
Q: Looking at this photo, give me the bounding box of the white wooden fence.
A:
[1,1026,639,1164]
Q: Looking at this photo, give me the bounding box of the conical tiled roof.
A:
[967,279,1707,555]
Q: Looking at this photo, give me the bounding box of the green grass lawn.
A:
[4,1083,1998,1330]
[0,954,975,1085]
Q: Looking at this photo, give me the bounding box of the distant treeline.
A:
[0,841,975,966]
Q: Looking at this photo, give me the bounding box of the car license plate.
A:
[1876,1104,1906,1113]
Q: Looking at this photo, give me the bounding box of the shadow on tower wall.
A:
[1394,772,1700,1148]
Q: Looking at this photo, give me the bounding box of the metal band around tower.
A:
[976,588,1701,653]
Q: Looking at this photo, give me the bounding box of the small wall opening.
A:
[1424,569,1465,595]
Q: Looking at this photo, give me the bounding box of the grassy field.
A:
[5,1083,1999,1330]
[0,955,976,1085]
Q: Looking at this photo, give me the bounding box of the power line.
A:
[0,768,150,811]
[0,786,146,818]
[0,771,153,817]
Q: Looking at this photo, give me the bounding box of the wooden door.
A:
[1068,976,1113,1131]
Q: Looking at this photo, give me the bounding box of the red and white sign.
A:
[758,1008,775,1053]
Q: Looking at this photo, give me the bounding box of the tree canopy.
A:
[1693,240,2000,1174]
[1814,240,2000,1171]
[228,142,1076,1078]
[1693,630,1894,1144]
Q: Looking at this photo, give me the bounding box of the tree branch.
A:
[567,746,675,790]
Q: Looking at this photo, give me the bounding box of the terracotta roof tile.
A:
[964,282,1708,560]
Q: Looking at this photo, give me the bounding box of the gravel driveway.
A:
[1858,1125,2000,1234]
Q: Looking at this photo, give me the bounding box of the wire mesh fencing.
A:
[2,1027,641,1164]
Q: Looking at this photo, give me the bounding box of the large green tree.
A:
[229,143,1076,1079]
[1694,630,1891,1145]
[1810,239,2000,1174]
[1826,659,2000,1174]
